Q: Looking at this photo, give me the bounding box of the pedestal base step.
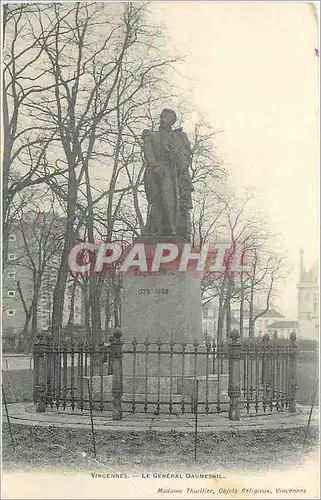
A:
[80,375,229,396]
[80,392,235,413]
[80,392,191,412]
[177,374,229,398]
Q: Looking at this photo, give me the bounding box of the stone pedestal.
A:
[80,374,230,413]
[121,236,202,366]
[120,236,204,406]
[122,269,202,344]
[121,265,202,384]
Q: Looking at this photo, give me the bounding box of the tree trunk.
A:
[31,280,39,340]
[2,65,11,265]
[66,278,77,328]
[217,279,226,344]
[217,307,225,344]
[16,280,33,351]
[239,291,244,337]
[239,273,244,337]
[81,281,91,341]
[52,226,75,342]
[112,271,122,328]
[248,285,255,337]
[22,311,33,352]
[52,160,77,342]
[90,281,102,345]
[104,285,112,336]
[226,300,231,336]
[225,277,233,337]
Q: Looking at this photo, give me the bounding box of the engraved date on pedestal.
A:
[138,288,169,295]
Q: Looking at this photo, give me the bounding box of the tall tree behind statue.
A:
[3,2,180,344]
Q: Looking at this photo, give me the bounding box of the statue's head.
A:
[160,108,177,128]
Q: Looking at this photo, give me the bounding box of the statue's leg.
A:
[160,167,176,235]
[152,195,164,235]
[177,207,191,241]
[152,169,164,235]
[144,168,164,235]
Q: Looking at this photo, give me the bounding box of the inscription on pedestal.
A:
[121,268,202,345]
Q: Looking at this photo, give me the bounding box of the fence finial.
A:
[114,327,122,341]
[290,331,297,342]
[230,329,240,341]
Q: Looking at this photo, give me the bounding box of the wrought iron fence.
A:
[33,329,298,420]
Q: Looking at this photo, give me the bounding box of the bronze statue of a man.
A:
[142,109,194,240]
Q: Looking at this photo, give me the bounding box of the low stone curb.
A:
[3,403,319,434]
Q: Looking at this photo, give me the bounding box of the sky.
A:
[152,1,319,318]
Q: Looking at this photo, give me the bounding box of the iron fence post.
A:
[228,329,241,421]
[46,335,54,407]
[107,333,114,375]
[111,327,123,420]
[261,333,271,410]
[289,331,298,413]
[34,335,46,413]
[33,338,39,404]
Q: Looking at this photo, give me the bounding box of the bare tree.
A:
[243,246,288,337]
[197,188,285,342]
[2,4,70,262]
[13,204,64,349]
[13,2,178,343]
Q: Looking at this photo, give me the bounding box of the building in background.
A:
[268,319,299,339]
[267,320,298,339]
[201,296,284,339]
[3,214,84,347]
[3,225,34,337]
[202,302,217,338]
[297,248,319,340]
[242,308,285,337]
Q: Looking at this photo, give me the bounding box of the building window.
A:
[7,309,15,316]
[9,234,16,242]
[8,271,16,279]
[7,290,16,297]
[8,254,16,260]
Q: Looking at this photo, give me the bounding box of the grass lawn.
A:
[2,423,319,473]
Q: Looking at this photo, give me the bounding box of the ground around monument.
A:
[2,404,319,473]
[2,423,318,473]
